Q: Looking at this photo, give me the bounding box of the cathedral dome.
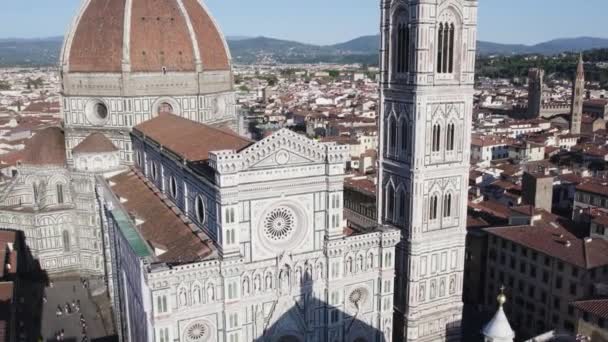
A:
[61,0,230,74]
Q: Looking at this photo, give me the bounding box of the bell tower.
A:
[377,0,478,341]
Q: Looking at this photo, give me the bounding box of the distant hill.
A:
[478,37,608,56]
[330,35,380,54]
[1,35,608,67]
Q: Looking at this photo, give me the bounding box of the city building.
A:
[570,55,585,135]
[484,222,608,339]
[527,69,545,119]
[378,0,478,340]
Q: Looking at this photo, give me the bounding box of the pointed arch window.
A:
[432,124,441,152]
[398,189,407,223]
[386,184,396,222]
[389,117,397,153]
[446,123,456,151]
[443,193,452,218]
[62,230,70,252]
[57,184,64,204]
[394,11,410,74]
[437,22,455,74]
[429,195,438,220]
[400,119,409,153]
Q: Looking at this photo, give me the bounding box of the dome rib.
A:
[68,0,126,73]
[63,0,230,74]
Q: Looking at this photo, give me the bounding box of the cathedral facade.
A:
[97,117,399,342]
[377,0,478,341]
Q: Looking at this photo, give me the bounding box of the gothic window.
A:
[33,183,39,203]
[397,189,407,223]
[57,184,64,204]
[225,207,236,224]
[429,195,438,220]
[393,10,410,75]
[386,183,396,221]
[62,230,70,252]
[388,116,397,153]
[437,22,455,74]
[169,176,177,198]
[443,193,452,218]
[432,124,442,152]
[400,119,409,154]
[446,123,456,151]
[156,295,168,313]
[195,195,205,223]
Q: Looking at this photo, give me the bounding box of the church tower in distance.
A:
[570,54,585,135]
[378,0,478,341]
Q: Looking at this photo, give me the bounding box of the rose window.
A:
[348,288,369,308]
[263,207,296,241]
[185,322,209,342]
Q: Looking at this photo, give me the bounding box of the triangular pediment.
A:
[239,129,327,170]
[247,148,315,169]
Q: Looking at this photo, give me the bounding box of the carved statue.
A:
[243,277,250,296]
[449,277,455,294]
[254,274,261,292]
[418,284,425,302]
[207,284,215,302]
[179,289,187,307]
[265,273,273,290]
[439,279,445,297]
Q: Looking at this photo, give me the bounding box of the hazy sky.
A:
[0,0,606,45]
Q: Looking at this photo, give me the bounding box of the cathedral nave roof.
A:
[133,113,252,162]
[109,168,215,264]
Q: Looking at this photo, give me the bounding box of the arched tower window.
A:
[437,21,455,74]
[446,123,456,151]
[397,189,407,223]
[63,230,70,252]
[443,193,452,218]
[393,9,410,75]
[400,119,408,153]
[57,184,64,204]
[429,195,438,220]
[432,124,442,152]
[386,183,396,222]
[388,116,397,153]
[195,195,206,223]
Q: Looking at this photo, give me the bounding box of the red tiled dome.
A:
[62,0,230,73]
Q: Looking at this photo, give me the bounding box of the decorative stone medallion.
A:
[275,150,290,165]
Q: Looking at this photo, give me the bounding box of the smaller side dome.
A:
[22,127,66,167]
[72,133,118,155]
[72,133,121,173]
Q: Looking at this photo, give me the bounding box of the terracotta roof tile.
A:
[134,113,252,162]
[68,0,125,72]
[486,224,608,269]
[182,0,230,71]
[72,133,118,154]
[67,0,230,73]
[22,127,66,166]
[573,298,608,319]
[109,169,214,264]
[0,281,14,342]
